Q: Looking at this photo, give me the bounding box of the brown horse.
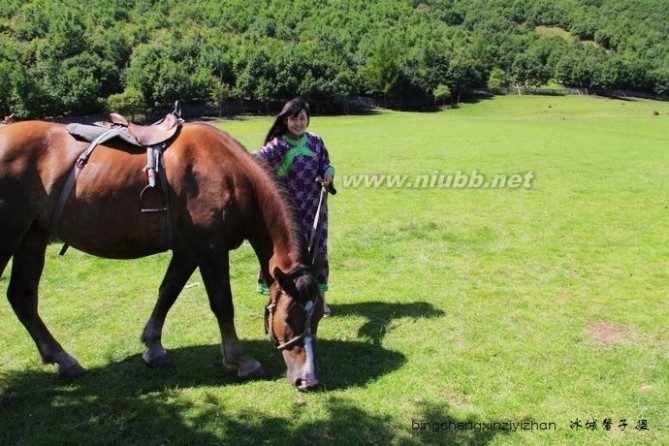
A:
[0,120,325,390]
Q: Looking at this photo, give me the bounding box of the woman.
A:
[254,98,335,315]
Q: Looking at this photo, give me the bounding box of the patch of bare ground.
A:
[585,321,630,347]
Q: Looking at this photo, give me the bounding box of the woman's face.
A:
[285,109,309,138]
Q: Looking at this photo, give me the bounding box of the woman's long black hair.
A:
[264,98,311,144]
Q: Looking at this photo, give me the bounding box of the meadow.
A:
[1,94,668,445]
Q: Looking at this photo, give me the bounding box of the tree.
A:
[487,67,509,90]
[235,48,273,101]
[9,65,47,118]
[2,0,668,115]
[58,56,104,115]
[88,29,132,97]
[651,67,669,96]
[361,33,403,99]
[445,51,486,104]
[153,60,191,105]
[0,61,13,116]
[554,45,607,91]
[210,78,232,117]
[410,40,452,98]
[511,52,551,89]
[433,84,452,107]
[106,88,145,121]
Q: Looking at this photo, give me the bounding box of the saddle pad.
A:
[66,123,141,147]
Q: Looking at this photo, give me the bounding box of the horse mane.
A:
[248,156,321,303]
[211,125,308,267]
[248,152,309,263]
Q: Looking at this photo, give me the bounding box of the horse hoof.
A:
[58,362,86,379]
[222,358,238,371]
[238,359,265,380]
[143,351,173,368]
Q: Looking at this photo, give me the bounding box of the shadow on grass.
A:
[404,401,514,446]
[0,302,491,445]
[0,339,405,445]
[0,371,398,445]
[452,92,498,107]
[331,301,446,345]
[0,365,510,446]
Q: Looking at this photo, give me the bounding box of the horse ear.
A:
[273,267,289,289]
[273,267,301,299]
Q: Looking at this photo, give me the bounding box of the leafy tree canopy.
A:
[2,0,668,117]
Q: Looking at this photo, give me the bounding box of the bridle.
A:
[265,290,318,351]
[266,176,332,351]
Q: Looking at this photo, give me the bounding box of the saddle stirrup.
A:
[140,144,168,213]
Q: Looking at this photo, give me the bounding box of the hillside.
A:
[1,0,668,117]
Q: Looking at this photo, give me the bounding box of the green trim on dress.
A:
[277,134,315,177]
[256,281,328,295]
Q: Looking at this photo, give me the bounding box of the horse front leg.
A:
[199,250,265,380]
[140,251,197,367]
[7,227,85,378]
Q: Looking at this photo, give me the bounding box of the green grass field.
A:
[1,95,668,445]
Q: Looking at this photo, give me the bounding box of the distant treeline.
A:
[1,0,668,118]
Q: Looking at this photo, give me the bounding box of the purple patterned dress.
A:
[255,132,334,291]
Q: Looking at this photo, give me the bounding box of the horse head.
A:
[265,264,324,391]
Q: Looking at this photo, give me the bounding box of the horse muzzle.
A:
[296,377,320,391]
[287,363,321,391]
[283,340,321,391]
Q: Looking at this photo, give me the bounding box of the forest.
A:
[1,0,668,118]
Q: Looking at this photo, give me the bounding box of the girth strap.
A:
[51,128,121,254]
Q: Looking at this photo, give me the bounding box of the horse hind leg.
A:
[7,226,85,378]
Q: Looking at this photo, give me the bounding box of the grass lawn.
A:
[1,94,668,445]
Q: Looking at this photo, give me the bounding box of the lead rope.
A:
[307,179,327,264]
